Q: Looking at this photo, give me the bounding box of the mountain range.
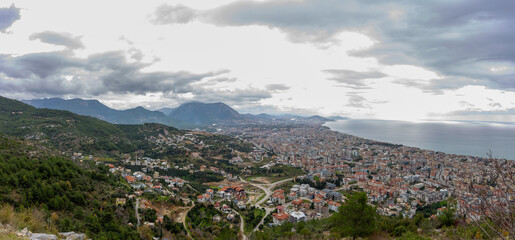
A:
[23,97,343,128]
[1,96,176,154]
[24,98,186,126]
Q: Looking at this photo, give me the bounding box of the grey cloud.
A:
[448,108,515,117]
[205,0,378,37]
[236,103,317,116]
[346,92,370,109]
[266,84,290,91]
[173,0,515,91]
[392,76,491,95]
[0,4,20,32]
[152,4,198,25]
[0,49,276,106]
[187,87,272,103]
[324,69,386,88]
[201,77,237,86]
[0,74,84,96]
[0,50,222,97]
[29,31,84,49]
[441,108,515,122]
[0,52,82,79]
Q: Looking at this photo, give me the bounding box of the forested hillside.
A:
[0,136,139,239]
[0,96,184,155]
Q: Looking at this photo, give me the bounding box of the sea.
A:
[324,119,515,160]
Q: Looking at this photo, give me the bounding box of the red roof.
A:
[126,176,136,183]
[272,212,290,220]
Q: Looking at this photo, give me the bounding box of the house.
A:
[316,205,329,216]
[206,188,214,196]
[125,176,136,184]
[218,190,226,198]
[222,204,231,213]
[272,212,290,225]
[197,194,210,203]
[271,190,286,205]
[152,185,162,192]
[355,172,367,181]
[332,192,343,202]
[291,199,303,209]
[289,192,298,201]
[132,183,147,189]
[328,201,341,212]
[289,211,306,223]
[276,206,285,212]
[314,198,324,207]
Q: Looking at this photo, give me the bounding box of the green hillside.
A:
[0,96,182,155]
[0,136,139,239]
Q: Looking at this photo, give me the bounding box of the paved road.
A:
[135,198,141,226]
[241,177,296,207]
[240,176,298,232]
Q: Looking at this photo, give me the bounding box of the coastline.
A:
[323,119,515,161]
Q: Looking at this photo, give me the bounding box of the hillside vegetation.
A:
[0,136,139,239]
[0,96,182,155]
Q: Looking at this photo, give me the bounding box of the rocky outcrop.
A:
[29,233,58,240]
[13,227,88,240]
[58,232,87,240]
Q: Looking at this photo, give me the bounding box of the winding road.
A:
[135,198,141,226]
[240,177,298,232]
[232,210,247,240]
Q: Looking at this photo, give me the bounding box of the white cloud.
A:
[1,0,514,122]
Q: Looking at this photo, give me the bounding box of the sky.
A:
[1,0,515,122]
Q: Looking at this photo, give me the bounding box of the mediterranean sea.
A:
[325,119,515,160]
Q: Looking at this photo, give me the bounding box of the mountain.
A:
[166,102,340,125]
[328,115,349,120]
[305,115,334,122]
[24,97,192,128]
[168,102,244,125]
[1,96,182,155]
[157,107,176,115]
[24,97,341,128]
[24,98,116,121]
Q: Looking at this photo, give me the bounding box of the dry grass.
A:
[0,205,55,233]
[0,232,23,240]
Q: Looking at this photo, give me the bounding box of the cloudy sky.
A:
[1,0,515,121]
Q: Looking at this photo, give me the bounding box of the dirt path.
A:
[233,210,247,240]
[181,200,195,240]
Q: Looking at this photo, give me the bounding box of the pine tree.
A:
[333,192,377,239]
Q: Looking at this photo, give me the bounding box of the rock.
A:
[17,227,32,237]
[58,232,87,240]
[29,233,58,240]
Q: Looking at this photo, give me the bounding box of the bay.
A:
[325,119,515,160]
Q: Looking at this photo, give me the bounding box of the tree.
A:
[138,225,153,240]
[456,151,515,239]
[437,207,455,227]
[333,192,377,239]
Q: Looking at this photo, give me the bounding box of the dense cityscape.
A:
[2,1,515,239]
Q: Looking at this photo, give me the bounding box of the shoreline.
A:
[322,120,515,161]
